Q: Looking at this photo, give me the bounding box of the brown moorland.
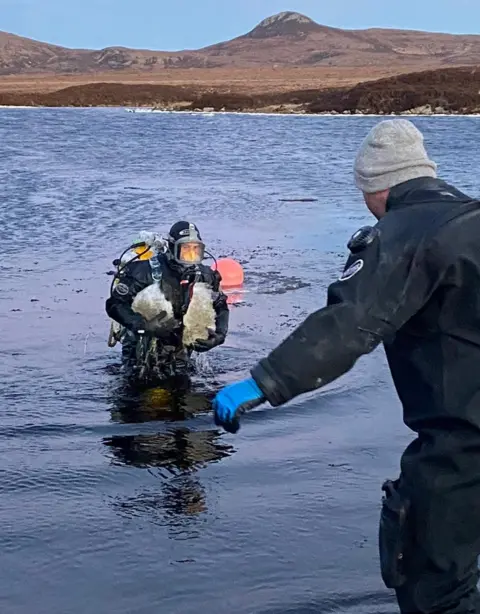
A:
[1,67,478,116]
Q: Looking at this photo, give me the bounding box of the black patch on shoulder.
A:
[347,226,378,254]
[114,282,130,296]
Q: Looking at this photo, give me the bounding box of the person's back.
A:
[389,205,480,429]
[351,176,480,436]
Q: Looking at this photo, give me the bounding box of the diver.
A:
[106,221,229,383]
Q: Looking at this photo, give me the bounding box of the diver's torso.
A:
[127,255,217,329]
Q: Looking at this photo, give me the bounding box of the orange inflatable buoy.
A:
[212,258,244,289]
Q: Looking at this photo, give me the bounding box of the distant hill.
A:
[1,12,480,75]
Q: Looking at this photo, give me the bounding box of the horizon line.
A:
[1,11,479,54]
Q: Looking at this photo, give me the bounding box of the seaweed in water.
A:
[131,284,175,322]
[182,283,216,348]
[131,281,216,348]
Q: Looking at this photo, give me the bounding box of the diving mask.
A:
[169,223,205,266]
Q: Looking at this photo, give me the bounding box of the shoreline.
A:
[123,106,480,117]
[1,104,480,118]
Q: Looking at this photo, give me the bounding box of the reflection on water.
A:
[224,287,248,305]
[113,479,208,541]
[104,381,235,539]
[107,377,214,423]
[104,427,234,474]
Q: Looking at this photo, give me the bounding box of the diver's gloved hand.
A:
[137,311,170,337]
[129,316,149,335]
[213,378,265,434]
[192,330,225,353]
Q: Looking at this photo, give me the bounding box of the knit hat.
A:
[354,119,437,193]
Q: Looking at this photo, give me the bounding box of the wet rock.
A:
[407,104,433,115]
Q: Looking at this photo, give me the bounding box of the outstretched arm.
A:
[250,225,446,407]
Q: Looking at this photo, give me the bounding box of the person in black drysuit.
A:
[212,119,480,613]
[106,221,229,383]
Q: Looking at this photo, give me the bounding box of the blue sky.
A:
[1,0,479,50]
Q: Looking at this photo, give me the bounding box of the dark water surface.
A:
[1,109,479,614]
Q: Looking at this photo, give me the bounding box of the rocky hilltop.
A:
[244,12,324,38]
[1,12,480,75]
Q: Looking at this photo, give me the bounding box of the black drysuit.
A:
[251,177,480,613]
[106,253,229,380]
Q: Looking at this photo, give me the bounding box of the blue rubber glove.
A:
[213,377,265,434]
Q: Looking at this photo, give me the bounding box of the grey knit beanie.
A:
[354,119,437,193]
